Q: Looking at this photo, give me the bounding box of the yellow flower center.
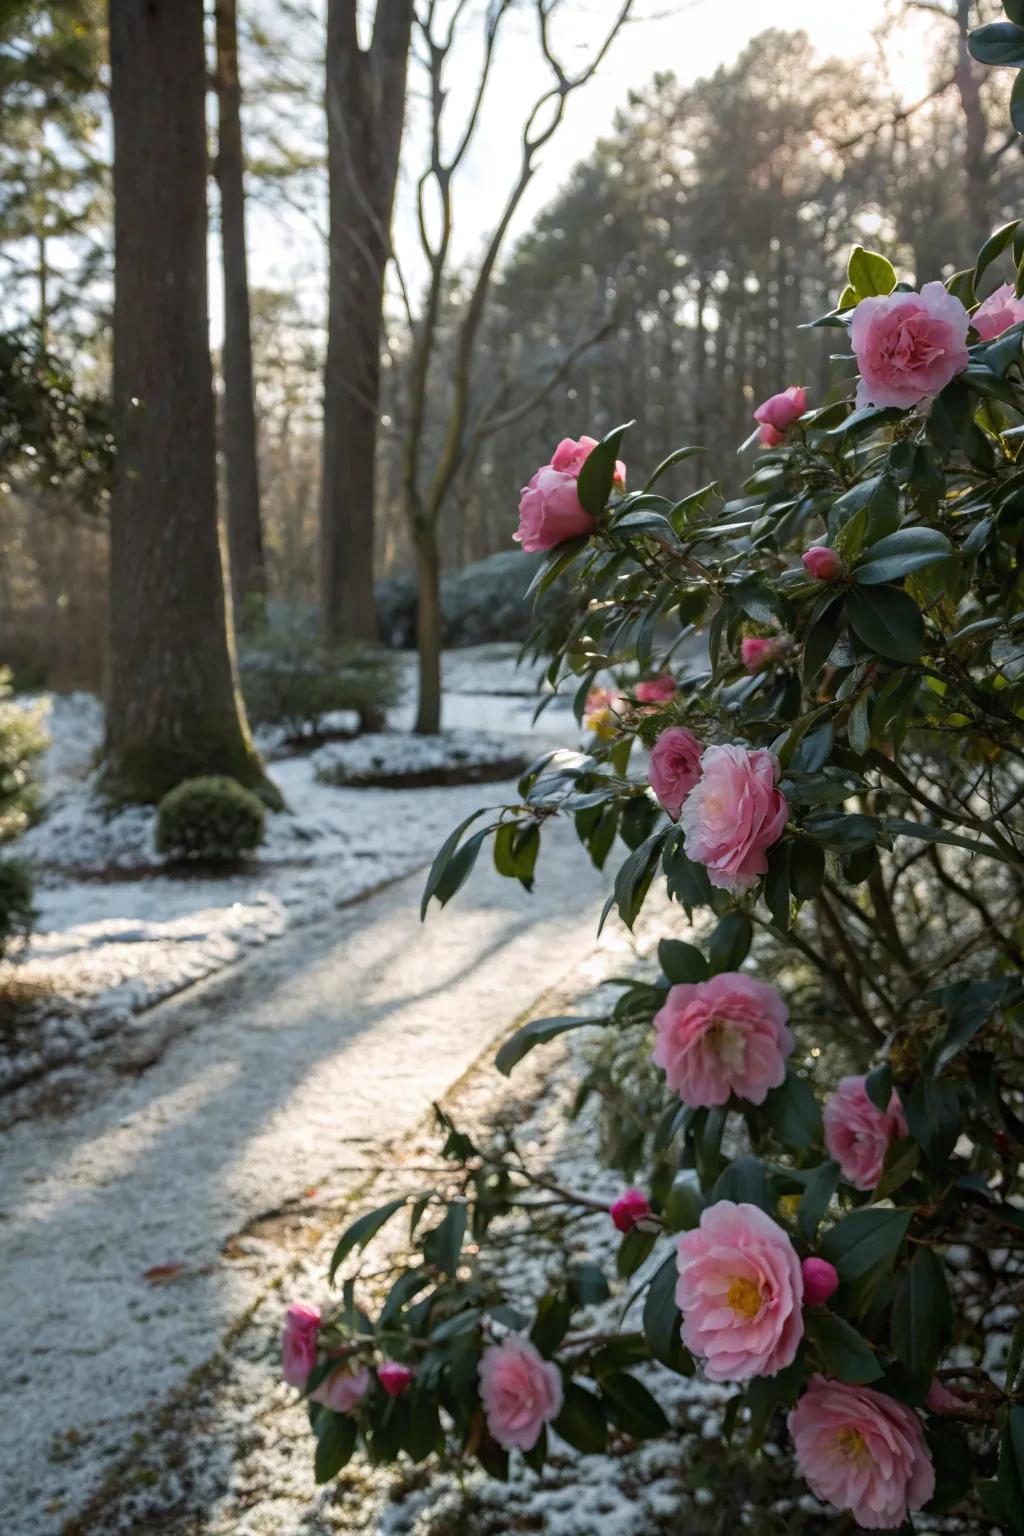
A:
[708,1019,747,1074]
[726,1276,762,1319]
[835,1427,871,1464]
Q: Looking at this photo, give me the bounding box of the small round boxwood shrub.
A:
[155,776,266,864]
[0,856,35,959]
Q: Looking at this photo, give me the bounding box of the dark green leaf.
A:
[799,1160,840,1242]
[802,811,881,852]
[1006,1317,1024,1392]
[820,1207,911,1279]
[865,1062,893,1112]
[600,1372,670,1438]
[763,1072,823,1151]
[707,912,753,973]
[852,526,953,585]
[330,1196,410,1283]
[663,1171,705,1232]
[804,1310,883,1384]
[495,1015,599,1077]
[891,1247,952,1378]
[903,1075,960,1169]
[314,1412,358,1484]
[658,938,709,984]
[969,23,1024,67]
[803,597,844,683]
[423,1201,467,1277]
[996,1406,1024,1536]
[552,1381,608,1453]
[642,443,703,492]
[791,840,826,900]
[643,1249,695,1375]
[1013,67,1024,132]
[712,1155,774,1213]
[846,584,924,662]
[421,810,488,918]
[531,1292,572,1357]
[577,421,633,516]
[617,1225,657,1277]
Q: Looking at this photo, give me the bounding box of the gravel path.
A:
[1,823,608,1533]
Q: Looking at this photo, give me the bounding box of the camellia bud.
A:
[801,1256,839,1306]
[741,635,781,673]
[609,1187,652,1234]
[377,1361,414,1398]
[802,545,842,582]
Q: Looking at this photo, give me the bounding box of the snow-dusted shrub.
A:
[238,618,401,742]
[0,669,48,843]
[155,775,265,863]
[289,225,1024,1532]
[0,856,34,958]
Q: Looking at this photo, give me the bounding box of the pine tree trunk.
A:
[104,0,272,805]
[215,0,266,629]
[321,0,413,644]
[414,526,442,734]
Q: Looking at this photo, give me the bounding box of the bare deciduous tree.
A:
[401,0,632,733]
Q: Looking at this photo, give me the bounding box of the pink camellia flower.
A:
[282,1302,321,1388]
[741,635,780,673]
[652,972,793,1108]
[515,465,596,553]
[478,1335,564,1452]
[801,1257,840,1307]
[789,1376,935,1530]
[648,726,704,820]
[610,1187,652,1233]
[824,1075,908,1192]
[972,281,1024,341]
[851,282,970,409]
[583,686,622,740]
[802,546,842,582]
[754,385,807,447]
[378,1361,414,1398]
[680,744,789,892]
[312,1361,372,1414]
[675,1201,804,1381]
[635,674,677,704]
[551,434,626,489]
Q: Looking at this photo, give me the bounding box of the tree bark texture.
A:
[321,0,413,643]
[105,0,271,804]
[215,0,266,628]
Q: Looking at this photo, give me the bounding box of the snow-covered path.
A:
[1,822,608,1533]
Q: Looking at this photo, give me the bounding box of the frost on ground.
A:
[313,729,530,787]
[58,962,986,1536]
[1,648,572,1110]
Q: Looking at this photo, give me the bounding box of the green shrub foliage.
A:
[155,775,266,863]
[290,231,1024,1532]
[0,856,34,959]
[238,617,402,741]
[0,668,48,843]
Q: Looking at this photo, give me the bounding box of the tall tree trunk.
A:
[956,0,990,251]
[414,525,442,734]
[104,0,272,804]
[215,0,266,629]
[321,0,413,643]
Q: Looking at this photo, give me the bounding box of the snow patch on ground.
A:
[312,728,527,785]
[1,650,577,1107]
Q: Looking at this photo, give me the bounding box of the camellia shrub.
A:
[284,227,1024,1531]
[155,775,266,863]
